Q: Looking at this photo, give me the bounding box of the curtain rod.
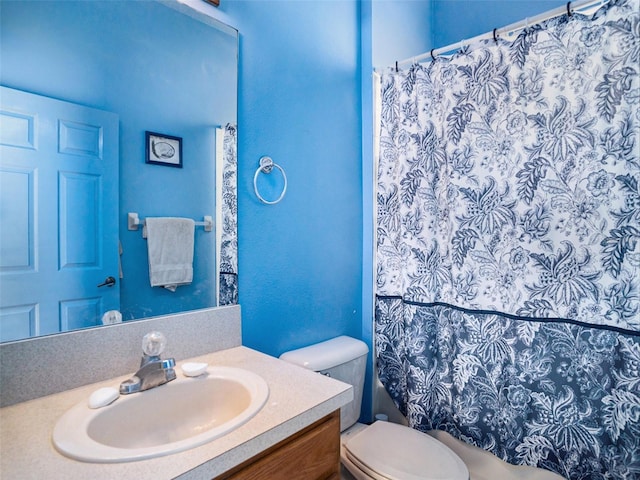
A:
[394,0,609,69]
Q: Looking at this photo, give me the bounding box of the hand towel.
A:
[145,217,195,291]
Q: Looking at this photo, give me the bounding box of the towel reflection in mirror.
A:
[144,218,195,292]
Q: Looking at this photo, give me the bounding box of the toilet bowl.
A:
[280,336,469,480]
[341,421,468,480]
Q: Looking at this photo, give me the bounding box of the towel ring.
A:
[253,156,287,205]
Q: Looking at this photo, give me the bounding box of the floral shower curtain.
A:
[375,0,639,478]
[218,123,238,305]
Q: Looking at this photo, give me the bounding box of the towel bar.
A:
[128,213,213,233]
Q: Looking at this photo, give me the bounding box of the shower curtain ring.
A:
[566,1,572,16]
[430,49,436,61]
[493,28,498,43]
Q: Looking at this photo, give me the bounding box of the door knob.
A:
[97,276,116,288]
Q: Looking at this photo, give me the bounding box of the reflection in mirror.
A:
[218,125,239,306]
[0,0,238,342]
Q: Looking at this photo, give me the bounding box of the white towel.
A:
[145,217,195,292]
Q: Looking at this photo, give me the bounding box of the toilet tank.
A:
[280,336,369,431]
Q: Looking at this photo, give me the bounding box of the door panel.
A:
[0,167,34,270]
[0,86,119,341]
[59,171,100,268]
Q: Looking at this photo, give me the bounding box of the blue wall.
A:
[431,0,571,49]
[369,0,576,67]
[221,0,364,359]
[372,0,433,68]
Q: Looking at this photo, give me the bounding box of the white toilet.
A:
[280,335,469,480]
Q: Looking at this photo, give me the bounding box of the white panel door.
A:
[0,86,119,341]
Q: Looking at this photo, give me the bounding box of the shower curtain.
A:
[375,1,639,478]
[219,123,238,305]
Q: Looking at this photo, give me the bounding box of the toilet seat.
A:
[343,421,469,480]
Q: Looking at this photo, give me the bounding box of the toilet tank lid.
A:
[279,336,369,371]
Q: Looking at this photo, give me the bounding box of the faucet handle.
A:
[142,331,167,357]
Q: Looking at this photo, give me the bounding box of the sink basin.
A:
[52,365,269,463]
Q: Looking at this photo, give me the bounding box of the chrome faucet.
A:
[120,331,176,395]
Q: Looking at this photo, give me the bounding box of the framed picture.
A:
[145,131,182,168]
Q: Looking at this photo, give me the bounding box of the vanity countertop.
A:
[0,346,352,480]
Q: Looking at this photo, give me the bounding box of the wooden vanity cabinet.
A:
[214,410,340,480]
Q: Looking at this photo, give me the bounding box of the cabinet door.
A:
[218,410,340,480]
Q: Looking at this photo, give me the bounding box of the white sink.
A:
[52,366,269,463]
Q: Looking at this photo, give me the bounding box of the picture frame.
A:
[145,131,182,168]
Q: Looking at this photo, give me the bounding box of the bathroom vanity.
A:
[0,307,352,479]
[216,411,340,480]
[0,346,349,479]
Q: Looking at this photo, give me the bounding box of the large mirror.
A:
[0,0,238,342]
